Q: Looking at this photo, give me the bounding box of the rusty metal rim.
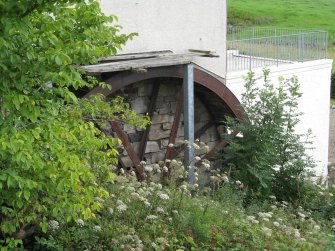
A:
[84,65,245,122]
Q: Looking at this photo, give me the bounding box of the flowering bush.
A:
[33,153,335,250]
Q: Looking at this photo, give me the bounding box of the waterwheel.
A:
[83,64,244,181]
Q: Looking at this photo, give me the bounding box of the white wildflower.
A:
[144,165,153,172]
[294,229,300,238]
[168,143,174,147]
[269,195,276,200]
[157,192,169,200]
[273,221,280,227]
[76,219,85,227]
[172,210,179,215]
[165,159,171,163]
[108,208,114,215]
[261,227,272,237]
[116,199,124,205]
[235,180,242,185]
[329,193,334,197]
[247,215,256,221]
[127,186,136,192]
[93,225,102,232]
[140,160,146,165]
[192,143,200,149]
[203,145,210,152]
[48,220,59,231]
[195,156,201,161]
[314,225,321,231]
[298,212,306,218]
[331,225,335,230]
[179,185,187,193]
[203,163,210,169]
[156,207,165,214]
[94,197,104,203]
[120,168,125,174]
[222,175,229,183]
[117,204,128,212]
[146,215,158,221]
[162,166,168,173]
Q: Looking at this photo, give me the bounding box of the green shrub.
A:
[0,0,144,247]
[220,70,315,204]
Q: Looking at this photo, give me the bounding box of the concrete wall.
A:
[227,59,333,176]
[100,0,227,77]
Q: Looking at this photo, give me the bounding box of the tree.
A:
[220,70,315,203]
[0,0,147,247]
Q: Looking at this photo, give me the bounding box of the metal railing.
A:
[227,26,328,72]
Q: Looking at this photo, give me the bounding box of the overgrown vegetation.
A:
[1,0,335,250]
[220,70,314,204]
[0,0,148,248]
[30,157,335,250]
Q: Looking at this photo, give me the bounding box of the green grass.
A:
[331,99,335,106]
[228,0,335,70]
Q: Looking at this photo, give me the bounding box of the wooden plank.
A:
[99,50,173,62]
[188,49,219,57]
[110,121,146,181]
[77,51,220,74]
[138,82,160,160]
[195,122,213,140]
[78,55,194,74]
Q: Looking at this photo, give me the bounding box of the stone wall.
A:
[109,78,222,167]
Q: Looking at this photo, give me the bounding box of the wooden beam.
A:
[99,50,173,62]
[110,121,146,181]
[197,130,240,164]
[138,82,160,160]
[165,88,184,163]
[171,121,213,159]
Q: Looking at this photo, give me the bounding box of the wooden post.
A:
[183,64,196,184]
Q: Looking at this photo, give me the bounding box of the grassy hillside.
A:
[228,0,335,70]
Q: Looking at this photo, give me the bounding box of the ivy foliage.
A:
[221,70,315,203]
[0,0,147,245]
